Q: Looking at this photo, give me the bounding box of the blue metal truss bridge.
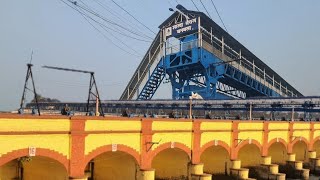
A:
[120,5,302,101]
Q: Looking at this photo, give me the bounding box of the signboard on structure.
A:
[29,146,36,156]
[165,17,198,38]
[112,144,117,152]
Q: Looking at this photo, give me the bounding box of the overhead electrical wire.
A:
[78,0,151,42]
[210,0,229,33]
[65,0,152,40]
[76,0,143,55]
[110,0,180,54]
[77,5,142,56]
[92,0,153,40]
[60,0,141,57]
[166,0,175,8]
[111,0,156,35]
[190,0,200,11]
[199,0,212,19]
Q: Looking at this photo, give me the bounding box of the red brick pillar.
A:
[69,118,87,178]
[140,119,153,169]
[192,120,201,164]
[231,121,239,160]
[262,122,269,156]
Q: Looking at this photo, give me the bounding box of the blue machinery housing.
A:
[120,5,302,101]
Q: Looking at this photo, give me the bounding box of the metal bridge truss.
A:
[216,81,246,99]
[120,6,302,100]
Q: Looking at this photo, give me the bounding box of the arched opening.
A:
[313,140,320,158]
[152,148,190,180]
[0,156,68,180]
[292,141,308,162]
[200,146,230,175]
[85,151,139,180]
[268,142,287,164]
[238,144,261,167]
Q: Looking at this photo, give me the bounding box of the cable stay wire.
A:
[65,0,153,40]
[199,0,212,19]
[92,0,154,40]
[60,0,142,57]
[190,0,200,11]
[210,0,228,33]
[111,0,156,35]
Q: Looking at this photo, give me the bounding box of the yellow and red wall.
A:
[0,114,319,178]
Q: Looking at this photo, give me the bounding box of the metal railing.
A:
[164,29,298,98]
[165,39,198,55]
[200,30,296,97]
[120,31,162,100]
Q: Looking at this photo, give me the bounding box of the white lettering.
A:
[172,23,183,30]
[177,26,192,34]
[185,18,197,25]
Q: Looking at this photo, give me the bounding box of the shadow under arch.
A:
[200,141,231,175]
[267,138,288,150]
[234,139,262,158]
[288,136,309,153]
[291,138,309,162]
[149,142,191,160]
[199,140,231,156]
[0,148,68,171]
[83,144,140,171]
[312,136,320,158]
[83,144,141,180]
[236,140,262,167]
[151,142,191,180]
[267,138,288,164]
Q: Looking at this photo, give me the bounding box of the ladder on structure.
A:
[119,31,162,100]
[137,59,165,100]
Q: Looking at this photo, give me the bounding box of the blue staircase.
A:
[137,59,165,100]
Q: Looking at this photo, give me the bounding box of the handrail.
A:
[120,31,162,100]
[200,28,298,97]
[179,30,296,97]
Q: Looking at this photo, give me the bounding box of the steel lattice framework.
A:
[120,5,302,100]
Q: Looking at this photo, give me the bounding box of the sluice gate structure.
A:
[120,5,302,101]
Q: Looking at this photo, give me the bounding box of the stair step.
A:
[138,59,164,100]
[268,173,286,180]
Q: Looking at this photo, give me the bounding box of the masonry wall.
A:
[0,114,319,179]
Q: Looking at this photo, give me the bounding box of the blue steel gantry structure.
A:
[120,5,302,101]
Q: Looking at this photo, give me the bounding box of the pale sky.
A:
[1,0,320,111]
